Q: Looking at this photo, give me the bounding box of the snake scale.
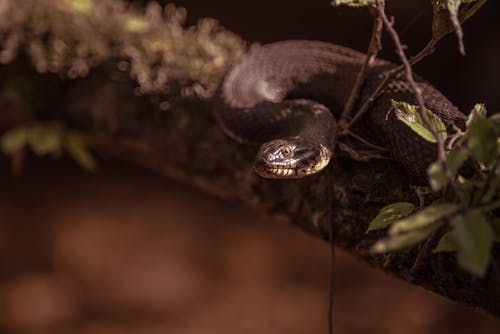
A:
[215,40,467,179]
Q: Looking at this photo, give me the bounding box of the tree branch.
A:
[0,59,499,317]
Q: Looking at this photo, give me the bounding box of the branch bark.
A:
[1,59,499,317]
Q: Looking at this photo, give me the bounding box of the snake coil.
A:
[215,40,467,179]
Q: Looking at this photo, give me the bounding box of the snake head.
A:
[254,138,331,179]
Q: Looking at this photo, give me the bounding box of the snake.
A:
[214,40,467,179]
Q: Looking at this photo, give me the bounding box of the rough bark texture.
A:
[1,59,499,317]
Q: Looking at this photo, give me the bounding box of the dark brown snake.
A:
[214,40,467,179]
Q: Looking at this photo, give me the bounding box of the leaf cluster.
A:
[1,123,96,171]
[369,104,499,277]
[337,0,495,278]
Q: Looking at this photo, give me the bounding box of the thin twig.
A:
[344,0,486,132]
[410,224,445,275]
[376,5,431,133]
[328,222,336,334]
[344,45,435,131]
[339,4,383,127]
[344,129,389,152]
[344,65,401,130]
[326,171,336,334]
[463,0,488,21]
[338,143,393,161]
[410,0,487,63]
[375,0,468,211]
[399,8,425,38]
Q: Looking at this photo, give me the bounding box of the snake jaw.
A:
[254,139,332,179]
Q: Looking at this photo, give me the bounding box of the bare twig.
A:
[338,143,393,161]
[465,0,488,19]
[376,7,429,129]
[326,171,336,334]
[344,65,399,130]
[410,225,445,275]
[465,0,488,21]
[339,3,383,127]
[344,47,434,131]
[328,220,336,334]
[412,0,487,62]
[344,0,487,132]
[451,0,488,55]
[375,0,468,210]
[344,129,389,152]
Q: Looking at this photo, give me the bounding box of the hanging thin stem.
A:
[375,0,467,211]
[343,0,487,132]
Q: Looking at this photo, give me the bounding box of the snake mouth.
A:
[253,146,331,179]
[253,163,300,179]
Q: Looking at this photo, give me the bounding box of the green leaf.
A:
[467,117,498,166]
[1,127,28,154]
[431,1,480,54]
[453,211,494,277]
[371,222,443,253]
[27,125,61,156]
[392,101,447,143]
[367,202,415,232]
[434,231,457,252]
[428,161,448,191]
[63,132,96,171]
[390,203,458,234]
[466,103,487,129]
[431,0,456,43]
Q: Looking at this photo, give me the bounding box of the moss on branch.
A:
[0,0,246,94]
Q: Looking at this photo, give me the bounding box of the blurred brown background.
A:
[1,1,500,333]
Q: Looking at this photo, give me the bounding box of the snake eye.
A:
[280,146,293,157]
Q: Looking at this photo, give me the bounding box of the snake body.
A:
[215,40,467,179]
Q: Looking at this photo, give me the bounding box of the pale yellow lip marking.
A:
[257,145,332,178]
